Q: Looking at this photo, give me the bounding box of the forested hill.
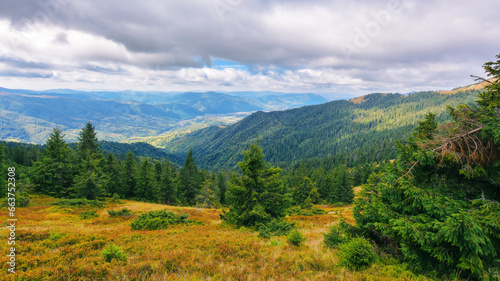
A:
[163,90,480,170]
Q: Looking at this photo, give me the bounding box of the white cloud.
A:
[0,0,498,96]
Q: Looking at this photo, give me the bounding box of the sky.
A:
[0,0,499,99]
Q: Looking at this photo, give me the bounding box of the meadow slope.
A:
[0,195,435,280]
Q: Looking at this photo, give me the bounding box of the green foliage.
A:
[164,90,478,170]
[158,160,178,205]
[51,198,105,208]
[291,176,320,208]
[107,208,133,217]
[287,206,326,216]
[224,141,289,227]
[101,244,127,263]
[33,128,75,198]
[323,219,357,249]
[338,237,377,271]
[196,177,220,208]
[73,150,107,200]
[78,209,99,219]
[121,151,137,199]
[258,218,295,239]
[130,209,201,230]
[103,154,121,197]
[49,232,65,241]
[179,148,201,205]
[286,230,306,247]
[354,55,500,279]
[269,238,281,247]
[110,193,121,203]
[135,158,157,202]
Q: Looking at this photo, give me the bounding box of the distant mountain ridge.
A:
[0,87,328,144]
[160,89,482,170]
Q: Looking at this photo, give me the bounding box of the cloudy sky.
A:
[0,0,499,98]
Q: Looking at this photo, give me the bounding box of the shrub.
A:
[49,232,65,241]
[110,193,122,203]
[78,209,99,219]
[101,244,127,262]
[258,218,295,238]
[338,237,377,271]
[107,208,133,217]
[287,230,306,247]
[323,219,356,249]
[269,238,281,247]
[288,206,327,216]
[131,209,201,230]
[52,198,105,208]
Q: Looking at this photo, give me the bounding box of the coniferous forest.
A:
[1,55,499,280]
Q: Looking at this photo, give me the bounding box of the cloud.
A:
[0,0,498,96]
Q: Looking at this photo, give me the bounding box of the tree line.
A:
[1,123,363,209]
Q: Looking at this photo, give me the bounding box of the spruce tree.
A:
[74,122,106,199]
[196,176,219,208]
[158,160,177,205]
[179,148,201,205]
[216,171,227,205]
[224,141,289,226]
[291,176,320,208]
[120,151,137,199]
[136,158,157,202]
[73,150,106,200]
[77,121,100,159]
[103,153,121,196]
[354,55,500,278]
[33,128,75,197]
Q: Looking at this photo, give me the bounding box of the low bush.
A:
[258,218,295,239]
[338,237,377,271]
[323,219,357,249]
[107,208,133,217]
[287,230,306,247]
[101,244,127,262]
[131,209,201,230]
[52,198,105,208]
[79,209,99,219]
[288,206,327,216]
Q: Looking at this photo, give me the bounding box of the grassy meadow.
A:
[1,195,432,281]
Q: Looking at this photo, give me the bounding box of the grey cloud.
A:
[0,0,498,93]
[0,56,52,69]
[0,69,53,78]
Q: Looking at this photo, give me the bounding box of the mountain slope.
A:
[0,88,328,144]
[162,90,480,170]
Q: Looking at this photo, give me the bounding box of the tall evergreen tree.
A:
[103,153,121,196]
[73,150,106,200]
[354,55,500,278]
[216,171,228,205]
[196,176,219,208]
[77,121,100,159]
[136,158,157,202]
[224,141,289,226]
[179,148,201,205]
[291,176,320,208]
[33,128,75,197]
[74,122,106,199]
[159,160,177,205]
[120,151,137,198]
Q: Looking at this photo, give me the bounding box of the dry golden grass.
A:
[0,195,433,280]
